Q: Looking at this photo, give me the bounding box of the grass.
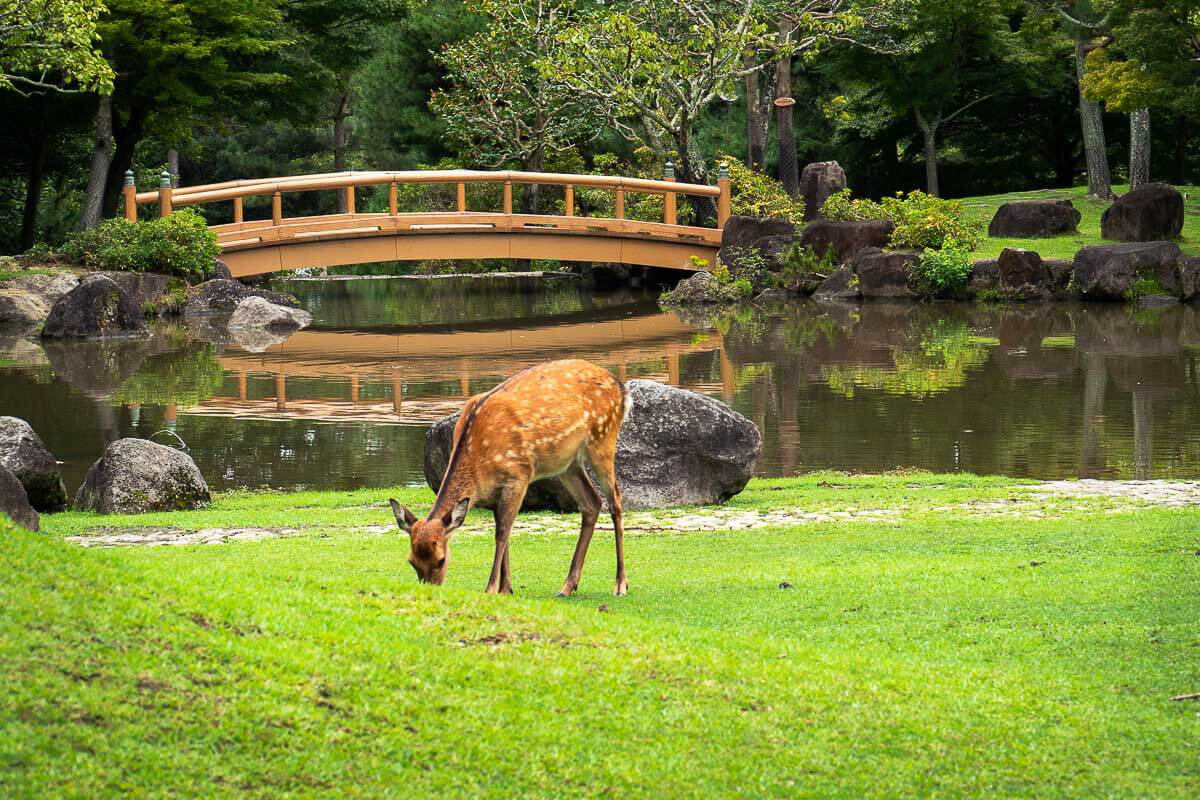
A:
[0,266,63,284]
[962,184,1200,263]
[3,472,1199,798]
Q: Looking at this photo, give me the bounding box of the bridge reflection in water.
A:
[185,312,735,426]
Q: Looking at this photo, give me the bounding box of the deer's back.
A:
[455,360,625,485]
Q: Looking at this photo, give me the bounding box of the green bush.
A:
[883,191,982,251]
[778,244,839,292]
[819,189,886,222]
[914,239,973,299]
[720,156,804,222]
[718,246,773,293]
[820,189,982,251]
[62,211,219,282]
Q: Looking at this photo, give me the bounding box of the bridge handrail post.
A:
[389,182,398,216]
[456,181,466,213]
[123,171,137,222]
[716,162,731,228]
[158,171,173,217]
[502,180,513,215]
[344,185,356,215]
[272,191,282,226]
[233,196,243,224]
[662,161,676,226]
[564,185,574,217]
[614,185,625,220]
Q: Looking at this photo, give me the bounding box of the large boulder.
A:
[717,216,799,283]
[853,248,920,300]
[1073,241,1182,301]
[799,219,895,265]
[41,275,147,338]
[813,265,860,301]
[4,271,80,305]
[0,416,67,512]
[228,295,312,332]
[75,438,211,514]
[0,290,50,328]
[660,271,740,305]
[184,279,300,315]
[997,248,1052,301]
[0,464,38,531]
[968,260,999,296]
[798,161,847,221]
[1101,184,1185,242]
[424,380,761,511]
[87,272,177,313]
[988,200,1081,238]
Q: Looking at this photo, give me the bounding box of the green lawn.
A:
[3,473,1198,798]
[962,184,1200,263]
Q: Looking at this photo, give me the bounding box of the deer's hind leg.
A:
[585,436,627,596]
[556,459,602,597]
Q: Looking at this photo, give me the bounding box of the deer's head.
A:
[388,498,470,585]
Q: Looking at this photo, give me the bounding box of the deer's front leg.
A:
[486,484,525,594]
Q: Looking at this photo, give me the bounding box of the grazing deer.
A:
[389,359,631,596]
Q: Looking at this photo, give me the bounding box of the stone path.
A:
[65,480,1200,548]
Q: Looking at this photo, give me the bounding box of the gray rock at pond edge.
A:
[717,216,799,279]
[1046,260,1073,298]
[753,288,790,304]
[968,260,999,296]
[1178,258,1200,302]
[988,200,1081,238]
[184,279,300,315]
[997,248,1052,301]
[4,271,80,305]
[424,380,761,511]
[853,248,920,299]
[228,295,312,331]
[0,464,38,531]
[1101,184,1185,242]
[813,265,860,301]
[0,290,50,328]
[660,271,739,305]
[86,271,177,313]
[1072,241,1182,301]
[799,219,894,265]
[41,275,148,338]
[0,416,67,512]
[211,258,233,280]
[75,438,211,514]
[799,161,847,221]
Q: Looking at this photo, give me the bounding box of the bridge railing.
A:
[124,167,732,232]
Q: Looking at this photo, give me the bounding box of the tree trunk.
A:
[915,111,940,197]
[521,149,543,214]
[19,132,47,251]
[744,61,765,172]
[1074,32,1113,199]
[78,94,113,230]
[102,106,147,219]
[675,133,716,224]
[333,91,350,212]
[774,23,798,198]
[167,148,180,188]
[1129,108,1150,188]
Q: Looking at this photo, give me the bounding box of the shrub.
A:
[720,156,805,222]
[819,189,885,222]
[778,244,839,291]
[718,246,773,293]
[914,239,973,299]
[882,191,982,251]
[820,189,983,251]
[62,211,218,282]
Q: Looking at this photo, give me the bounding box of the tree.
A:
[551,0,866,222]
[78,0,290,227]
[0,0,113,95]
[430,0,600,211]
[832,0,1021,197]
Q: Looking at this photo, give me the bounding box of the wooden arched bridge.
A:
[124,168,731,278]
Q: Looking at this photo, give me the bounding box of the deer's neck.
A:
[429,435,479,521]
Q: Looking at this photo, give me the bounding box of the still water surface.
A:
[3,274,1199,494]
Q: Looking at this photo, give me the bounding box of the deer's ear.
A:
[389,499,417,534]
[442,497,470,536]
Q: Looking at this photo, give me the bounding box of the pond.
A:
[3,272,1200,495]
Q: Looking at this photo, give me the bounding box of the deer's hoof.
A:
[614,581,628,596]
